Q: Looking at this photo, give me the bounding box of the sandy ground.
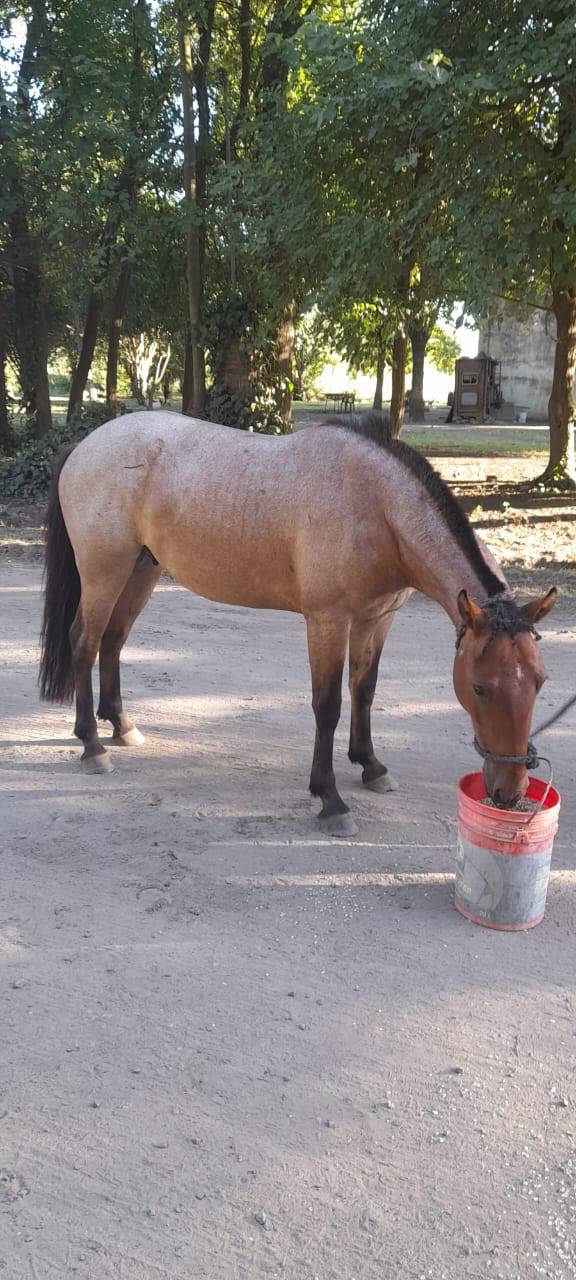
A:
[0,549,575,1280]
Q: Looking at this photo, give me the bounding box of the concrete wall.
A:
[478,309,556,419]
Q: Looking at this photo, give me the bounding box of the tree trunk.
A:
[67,292,101,422]
[5,187,52,438]
[0,8,52,440]
[0,324,9,452]
[34,301,52,438]
[273,301,295,430]
[409,326,428,423]
[106,258,132,416]
[220,335,251,395]
[390,329,407,437]
[373,345,385,410]
[231,0,251,155]
[67,5,145,423]
[181,331,194,413]
[540,287,576,488]
[178,19,206,417]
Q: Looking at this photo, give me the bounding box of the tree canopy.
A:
[1,0,574,482]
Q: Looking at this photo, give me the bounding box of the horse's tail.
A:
[39,445,80,703]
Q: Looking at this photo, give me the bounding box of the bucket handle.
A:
[508,756,554,843]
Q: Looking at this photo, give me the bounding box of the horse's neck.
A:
[381,468,508,625]
[417,547,507,626]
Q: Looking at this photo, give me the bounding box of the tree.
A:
[66,0,163,421]
[122,332,171,406]
[317,298,395,409]
[249,10,467,435]
[448,1,576,487]
[427,326,461,376]
[293,310,332,398]
[176,0,216,416]
[1,3,53,438]
[373,0,576,484]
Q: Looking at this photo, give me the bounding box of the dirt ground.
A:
[0,452,575,1280]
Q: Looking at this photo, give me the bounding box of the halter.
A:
[473,737,540,770]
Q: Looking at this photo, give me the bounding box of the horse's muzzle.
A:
[483,759,528,809]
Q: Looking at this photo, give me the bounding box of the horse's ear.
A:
[522,587,558,624]
[457,589,485,633]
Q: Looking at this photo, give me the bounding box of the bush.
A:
[0,403,123,502]
[206,382,286,435]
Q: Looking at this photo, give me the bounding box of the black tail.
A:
[39,445,80,703]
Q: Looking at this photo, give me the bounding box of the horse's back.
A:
[59,412,305,607]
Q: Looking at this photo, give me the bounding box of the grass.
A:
[293,402,548,457]
[403,430,545,457]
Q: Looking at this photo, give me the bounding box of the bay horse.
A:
[39,410,556,832]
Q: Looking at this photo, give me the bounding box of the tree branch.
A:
[493,293,551,314]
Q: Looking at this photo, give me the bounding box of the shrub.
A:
[0,404,123,502]
[205,382,286,435]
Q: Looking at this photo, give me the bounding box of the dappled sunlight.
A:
[121,646,200,664]
[227,871,453,887]
[545,631,576,647]
[0,645,39,664]
[226,868,576,889]
[136,691,305,717]
[0,925,28,954]
[381,699,457,717]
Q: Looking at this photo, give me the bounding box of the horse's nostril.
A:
[494,788,520,810]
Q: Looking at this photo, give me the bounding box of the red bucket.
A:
[455,772,560,930]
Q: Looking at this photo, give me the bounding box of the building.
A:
[478,307,558,420]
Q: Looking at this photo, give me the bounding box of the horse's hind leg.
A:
[97,551,162,744]
[306,614,356,833]
[348,612,399,794]
[71,560,137,774]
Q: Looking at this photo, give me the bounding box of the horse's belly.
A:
[161,548,299,612]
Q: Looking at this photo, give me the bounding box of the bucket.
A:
[455,773,560,931]
[516,408,528,424]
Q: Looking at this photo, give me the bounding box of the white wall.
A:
[479,310,556,418]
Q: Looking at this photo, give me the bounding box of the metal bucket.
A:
[455,773,561,931]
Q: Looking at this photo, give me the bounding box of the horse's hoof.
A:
[363,770,398,794]
[81,752,114,775]
[113,726,145,747]
[319,812,359,838]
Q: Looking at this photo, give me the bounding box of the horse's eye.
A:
[472,683,486,697]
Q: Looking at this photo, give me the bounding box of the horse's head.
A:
[453,588,557,807]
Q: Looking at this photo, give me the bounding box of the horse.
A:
[39,410,556,833]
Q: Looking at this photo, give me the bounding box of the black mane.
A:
[328,411,504,599]
[479,595,537,642]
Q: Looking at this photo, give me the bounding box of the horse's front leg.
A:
[348,609,401,794]
[306,614,355,834]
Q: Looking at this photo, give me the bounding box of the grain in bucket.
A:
[455,772,560,930]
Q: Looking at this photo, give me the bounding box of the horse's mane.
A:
[328,411,504,600]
